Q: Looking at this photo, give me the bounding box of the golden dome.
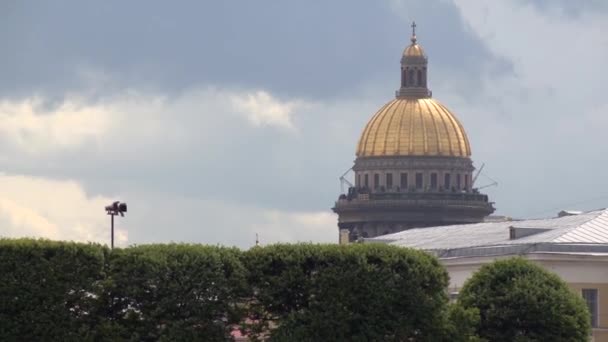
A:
[403,41,425,57]
[356,98,471,158]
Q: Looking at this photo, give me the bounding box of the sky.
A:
[1,0,607,248]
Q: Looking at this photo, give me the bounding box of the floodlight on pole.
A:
[105,201,127,249]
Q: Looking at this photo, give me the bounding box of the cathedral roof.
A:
[356,98,471,158]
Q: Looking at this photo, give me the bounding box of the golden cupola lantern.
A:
[332,22,495,243]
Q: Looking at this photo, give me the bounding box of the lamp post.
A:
[105,201,127,249]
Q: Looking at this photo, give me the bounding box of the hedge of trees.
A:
[0,239,591,341]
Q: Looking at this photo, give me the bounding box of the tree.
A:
[101,244,247,341]
[0,238,106,341]
[243,243,451,341]
[444,304,484,342]
[457,258,591,342]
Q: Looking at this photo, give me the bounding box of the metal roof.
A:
[367,208,608,257]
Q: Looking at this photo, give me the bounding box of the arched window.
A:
[408,69,415,86]
[417,69,422,86]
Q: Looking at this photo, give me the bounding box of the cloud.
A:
[0,174,126,246]
[0,84,378,214]
[0,172,338,248]
[2,0,607,248]
[0,87,342,248]
[0,1,447,100]
[445,0,608,217]
[231,91,298,130]
[0,97,109,154]
[0,88,303,160]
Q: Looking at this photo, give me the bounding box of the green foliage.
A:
[0,240,246,341]
[98,244,247,341]
[457,257,591,342]
[444,304,485,342]
[0,238,106,341]
[243,243,451,341]
[6,240,583,341]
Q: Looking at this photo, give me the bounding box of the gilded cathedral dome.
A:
[356,98,471,158]
[356,22,471,159]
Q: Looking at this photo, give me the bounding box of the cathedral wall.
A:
[353,156,474,192]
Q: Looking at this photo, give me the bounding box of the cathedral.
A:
[335,24,608,341]
[333,24,495,242]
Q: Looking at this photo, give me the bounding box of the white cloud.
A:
[0,174,127,246]
[0,88,303,159]
[0,97,109,154]
[231,90,298,130]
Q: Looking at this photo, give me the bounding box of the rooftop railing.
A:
[336,186,492,207]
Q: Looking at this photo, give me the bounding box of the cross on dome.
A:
[411,21,417,43]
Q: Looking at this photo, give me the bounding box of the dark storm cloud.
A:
[0,0,502,100]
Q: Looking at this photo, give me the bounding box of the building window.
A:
[401,69,407,87]
[401,173,408,188]
[430,173,437,189]
[464,174,469,190]
[415,173,423,189]
[374,173,380,189]
[364,174,369,188]
[357,174,361,187]
[422,67,427,87]
[417,69,422,86]
[457,174,461,189]
[386,173,393,189]
[408,69,415,86]
[582,289,598,328]
[444,173,451,189]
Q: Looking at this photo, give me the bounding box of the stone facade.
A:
[353,156,474,192]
